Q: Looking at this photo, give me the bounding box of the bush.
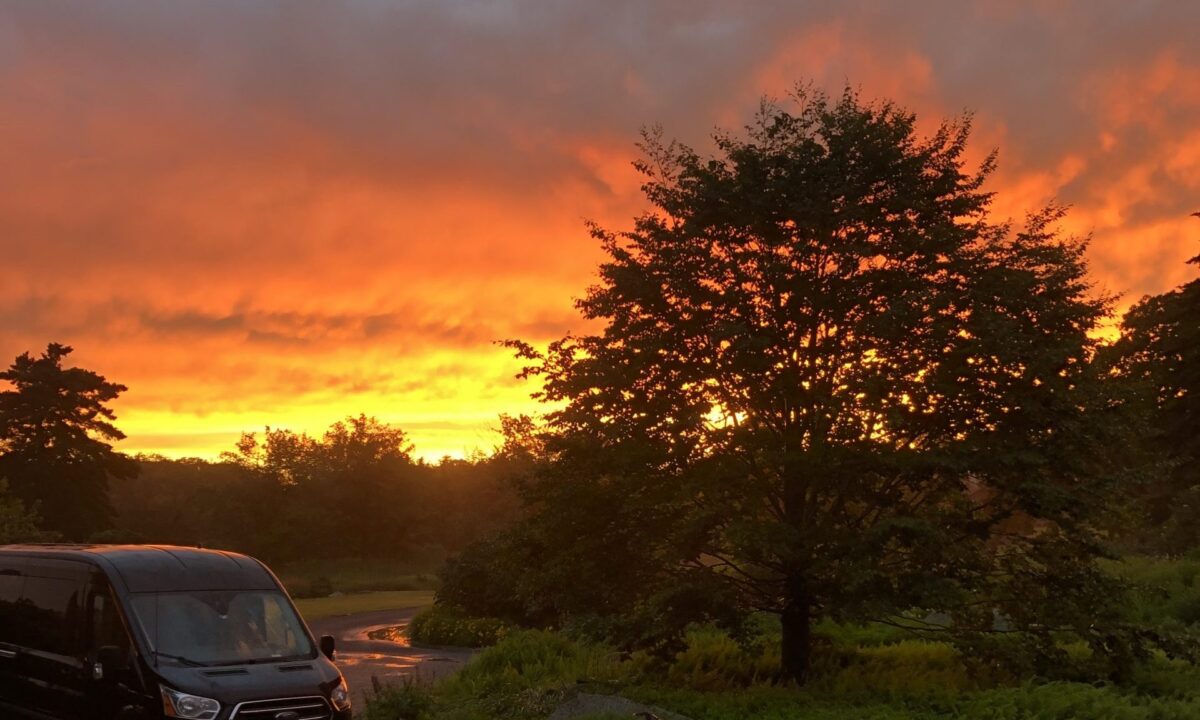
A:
[663,625,1000,698]
[666,626,780,690]
[359,676,434,720]
[430,630,637,720]
[1107,556,1200,628]
[408,605,509,647]
[814,619,907,647]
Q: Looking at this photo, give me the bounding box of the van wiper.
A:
[154,651,209,667]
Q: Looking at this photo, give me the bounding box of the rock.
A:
[548,692,692,720]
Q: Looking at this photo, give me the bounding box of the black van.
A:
[0,544,352,720]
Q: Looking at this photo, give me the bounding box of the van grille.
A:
[230,696,332,720]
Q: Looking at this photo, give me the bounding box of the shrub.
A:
[814,619,907,647]
[432,630,635,720]
[408,605,509,648]
[666,626,780,690]
[359,676,434,720]
[1107,556,1200,628]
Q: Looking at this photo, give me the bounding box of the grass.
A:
[294,589,435,621]
[275,556,440,598]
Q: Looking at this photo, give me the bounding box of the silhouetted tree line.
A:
[0,347,520,560]
[105,420,521,564]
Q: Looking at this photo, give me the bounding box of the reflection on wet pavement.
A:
[308,608,477,706]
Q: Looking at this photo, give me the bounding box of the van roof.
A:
[0,544,279,593]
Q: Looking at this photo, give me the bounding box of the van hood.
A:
[154,655,343,707]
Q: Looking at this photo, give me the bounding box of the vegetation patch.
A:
[363,626,1200,720]
[408,605,510,648]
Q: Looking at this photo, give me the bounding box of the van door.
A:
[14,558,91,719]
[0,554,30,715]
[84,572,145,720]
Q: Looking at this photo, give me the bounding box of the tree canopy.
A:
[1105,223,1200,550]
[486,88,1130,682]
[0,343,137,540]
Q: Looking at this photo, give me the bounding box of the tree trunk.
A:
[780,581,812,684]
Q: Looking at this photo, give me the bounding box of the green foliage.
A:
[0,343,137,539]
[362,620,1200,720]
[430,630,636,720]
[1106,556,1200,641]
[408,605,509,647]
[813,619,906,647]
[0,478,54,543]
[360,676,435,720]
[666,626,780,690]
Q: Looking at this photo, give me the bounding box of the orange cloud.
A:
[0,2,1197,460]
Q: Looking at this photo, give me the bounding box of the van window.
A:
[129,590,313,666]
[0,559,24,643]
[87,579,129,653]
[17,575,84,656]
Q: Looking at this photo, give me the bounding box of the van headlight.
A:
[331,676,352,711]
[160,685,221,720]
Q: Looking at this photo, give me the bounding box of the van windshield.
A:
[129,590,313,666]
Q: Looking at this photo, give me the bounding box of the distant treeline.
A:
[0,343,523,561]
[106,416,522,565]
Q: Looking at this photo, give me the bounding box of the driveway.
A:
[308,607,477,706]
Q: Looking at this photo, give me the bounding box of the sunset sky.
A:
[1,1,1197,461]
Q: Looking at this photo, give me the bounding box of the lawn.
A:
[294,589,436,621]
[273,556,441,598]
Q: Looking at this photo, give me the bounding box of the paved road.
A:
[308,607,476,706]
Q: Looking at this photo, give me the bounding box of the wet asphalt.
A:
[307,607,476,707]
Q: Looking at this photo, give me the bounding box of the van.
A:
[0,544,352,720]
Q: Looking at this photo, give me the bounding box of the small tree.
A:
[0,479,53,544]
[0,343,136,540]
[505,88,1127,682]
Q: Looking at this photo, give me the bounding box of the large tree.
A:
[0,343,137,540]
[506,89,1126,681]
[1105,218,1199,549]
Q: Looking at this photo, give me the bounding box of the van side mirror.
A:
[94,645,125,682]
[319,635,336,660]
